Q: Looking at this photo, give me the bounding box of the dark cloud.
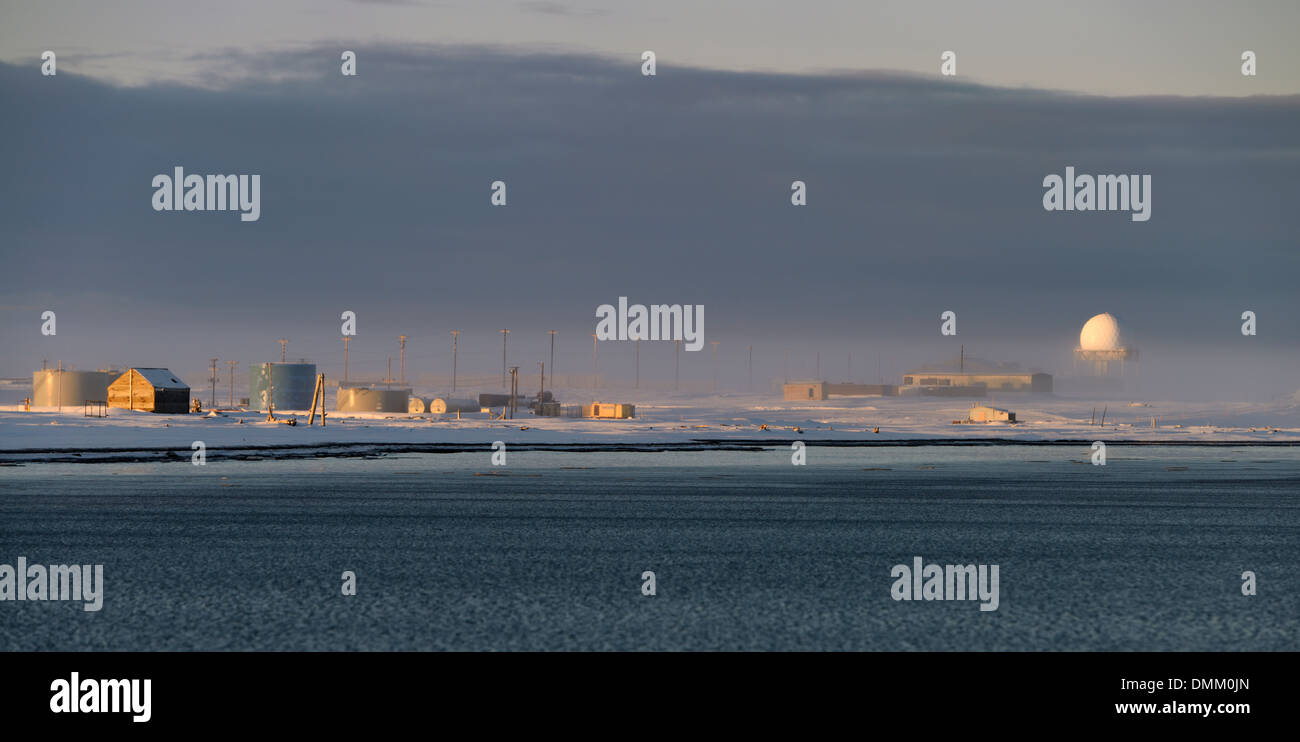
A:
[0,45,1296,395]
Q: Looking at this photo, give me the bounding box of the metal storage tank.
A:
[428,397,478,414]
[32,369,115,407]
[408,396,427,414]
[249,363,317,411]
[336,386,409,413]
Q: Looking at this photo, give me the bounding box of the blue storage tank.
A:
[249,362,317,411]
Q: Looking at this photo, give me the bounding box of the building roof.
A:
[131,368,188,389]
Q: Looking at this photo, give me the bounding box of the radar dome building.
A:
[1074,313,1138,376]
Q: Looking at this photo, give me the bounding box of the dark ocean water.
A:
[1,446,1297,650]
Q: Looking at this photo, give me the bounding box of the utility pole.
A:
[227,361,237,406]
[500,329,510,388]
[451,330,460,393]
[210,358,218,409]
[711,341,720,393]
[277,337,288,363]
[548,330,556,390]
[591,333,598,390]
[512,366,519,418]
[399,335,407,384]
[538,361,545,407]
[342,336,350,383]
[635,338,640,389]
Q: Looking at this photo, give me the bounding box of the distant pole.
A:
[591,334,598,390]
[210,358,218,408]
[386,355,392,389]
[57,360,62,411]
[277,337,288,363]
[635,338,640,389]
[539,361,545,406]
[227,361,236,406]
[500,329,510,388]
[710,340,720,392]
[399,335,407,384]
[508,366,519,419]
[451,330,460,393]
[548,330,556,388]
[343,336,350,383]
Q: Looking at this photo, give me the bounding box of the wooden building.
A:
[107,368,191,413]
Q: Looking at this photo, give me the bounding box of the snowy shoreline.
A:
[2,392,1297,463]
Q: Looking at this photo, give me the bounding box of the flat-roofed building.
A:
[967,404,1016,423]
[901,370,1052,393]
[783,381,826,401]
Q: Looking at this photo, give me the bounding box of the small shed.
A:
[582,402,635,419]
[968,404,1015,423]
[107,368,191,413]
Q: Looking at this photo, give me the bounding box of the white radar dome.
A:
[1079,313,1124,351]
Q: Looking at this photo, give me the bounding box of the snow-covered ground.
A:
[2,393,1298,459]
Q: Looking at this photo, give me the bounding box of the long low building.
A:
[901,370,1052,393]
[783,381,897,401]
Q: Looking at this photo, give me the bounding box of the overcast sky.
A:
[2,0,1297,96]
[1,3,1297,399]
